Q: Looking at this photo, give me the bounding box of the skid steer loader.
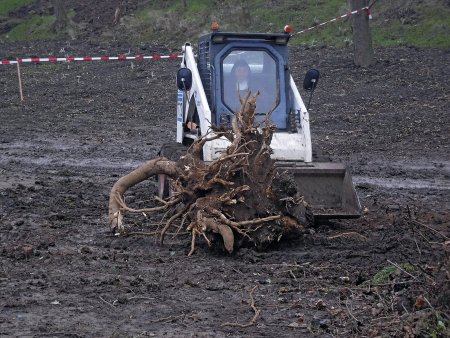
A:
[159,25,361,220]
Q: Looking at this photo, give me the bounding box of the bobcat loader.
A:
[160,26,361,220]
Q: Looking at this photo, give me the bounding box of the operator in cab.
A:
[223,53,278,116]
[224,59,254,113]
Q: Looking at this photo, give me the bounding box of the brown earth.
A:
[0,42,449,337]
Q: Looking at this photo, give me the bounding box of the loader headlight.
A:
[212,34,226,43]
[275,36,289,45]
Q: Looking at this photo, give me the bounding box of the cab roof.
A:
[201,31,291,46]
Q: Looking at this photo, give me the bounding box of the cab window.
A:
[222,50,279,114]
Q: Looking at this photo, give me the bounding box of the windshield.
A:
[222,50,279,114]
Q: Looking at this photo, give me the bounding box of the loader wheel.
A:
[157,142,187,198]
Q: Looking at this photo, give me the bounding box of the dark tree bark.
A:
[349,0,375,67]
[52,0,68,33]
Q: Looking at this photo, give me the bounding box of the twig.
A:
[99,296,117,309]
[116,195,181,214]
[221,285,261,327]
[387,260,418,281]
[289,270,298,281]
[160,203,190,244]
[345,299,360,324]
[188,229,197,256]
[423,296,436,312]
[238,215,281,226]
[411,220,449,240]
[358,280,423,288]
[125,231,160,236]
[328,232,368,240]
[409,221,422,256]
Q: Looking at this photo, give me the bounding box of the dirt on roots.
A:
[0,42,449,337]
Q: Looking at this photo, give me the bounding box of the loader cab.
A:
[197,32,291,129]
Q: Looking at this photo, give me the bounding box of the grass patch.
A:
[372,4,450,48]
[370,263,417,284]
[171,0,209,15]
[253,0,351,47]
[426,318,448,338]
[0,0,33,16]
[4,15,56,41]
[2,0,449,48]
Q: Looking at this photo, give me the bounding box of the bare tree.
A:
[349,0,375,67]
[52,0,69,33]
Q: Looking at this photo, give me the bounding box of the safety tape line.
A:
[1,5,374,64]
[0,54,182,65]
[291,6,371,37]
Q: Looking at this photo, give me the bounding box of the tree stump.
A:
[108,92,310,255]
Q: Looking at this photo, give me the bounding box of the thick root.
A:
[108,158,181,232]
[107,91,310,254]
[203,217,234,254]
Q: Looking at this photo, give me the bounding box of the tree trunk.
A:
[52,0,68,33]
[349,0,375,67]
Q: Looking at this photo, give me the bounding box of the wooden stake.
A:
[16,60,24,102]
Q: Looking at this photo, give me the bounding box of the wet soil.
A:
[0,43,449,337]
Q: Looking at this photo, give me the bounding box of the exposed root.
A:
[108,158,181,232]
[108,91,310,254]
[221,285,261,327]
[328,232,368,241]
[160,203,192,244]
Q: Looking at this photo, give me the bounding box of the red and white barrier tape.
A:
[1,5,375,64]
[291,6,371,37]
[0,54,182,65]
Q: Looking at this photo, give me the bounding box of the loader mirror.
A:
[177,68,192,91]
[303,69,320,91]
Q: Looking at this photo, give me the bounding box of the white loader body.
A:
[177,45,312,163]
[168,31,361,220]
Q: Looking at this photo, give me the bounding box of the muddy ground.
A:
[0,43,449,337]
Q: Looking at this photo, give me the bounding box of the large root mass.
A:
[108,92,310,254]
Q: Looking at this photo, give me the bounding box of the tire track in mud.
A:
[2,139,449,195]
[353,160,450,191]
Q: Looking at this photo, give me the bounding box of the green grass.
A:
[2,0,449,48]
[372,4,450,48]
[370,263,417,284]
[103,0,450,48]
[0,0,33,16]
[172,0,209,14]
[253,0,351,47]
[427,319,448,338]
[5,15,56,41]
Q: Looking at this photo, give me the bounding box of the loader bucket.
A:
[276,162,361,220]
